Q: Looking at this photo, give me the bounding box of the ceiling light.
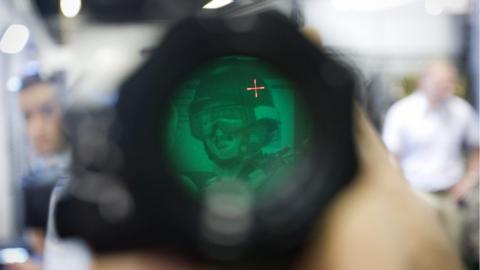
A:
[60,0,82,18]
[203,0,234,9]
[6,76,21,92]
[0,24,30,54]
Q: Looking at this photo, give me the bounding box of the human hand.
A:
[451,174,478,202]
[294,106,464,270]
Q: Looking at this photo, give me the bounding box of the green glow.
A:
[164,56,310,195]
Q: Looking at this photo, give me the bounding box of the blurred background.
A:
[0,0,477,269]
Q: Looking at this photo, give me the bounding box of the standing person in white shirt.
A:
[382,60,479,248]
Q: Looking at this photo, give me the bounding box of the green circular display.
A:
[164,56,311,196]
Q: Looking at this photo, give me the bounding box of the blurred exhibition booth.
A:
[0,0,477,250]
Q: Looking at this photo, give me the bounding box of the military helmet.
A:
[188,56,279,140]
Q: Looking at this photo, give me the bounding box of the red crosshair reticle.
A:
[246,79,266,98]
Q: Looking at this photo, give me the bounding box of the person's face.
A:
[194,104,248,161]
[205,126,244,161]
[19,83,65,156]
[422,63,457,104]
